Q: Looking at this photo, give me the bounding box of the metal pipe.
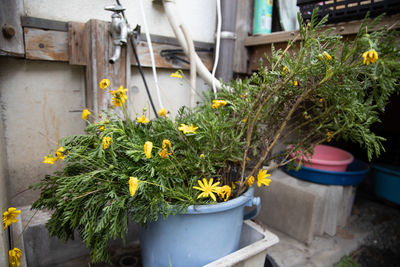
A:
[215,0,238,82]
[109,45,121,64]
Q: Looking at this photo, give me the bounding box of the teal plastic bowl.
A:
[373,164,400,205]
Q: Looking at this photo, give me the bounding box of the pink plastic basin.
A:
[290,144,354,172]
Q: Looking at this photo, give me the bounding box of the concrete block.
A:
[255,169,357,243]
[255,170,322,244]
[324,186,343,236]
[337,186,356,227]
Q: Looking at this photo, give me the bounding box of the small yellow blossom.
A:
[137,115,150,124]
[42,155,57,165]
[129,177,139,197]
[144,141,153,159]
[82,109,91,120]
[193,178,221,201]
[326,131,334,142]
[293,80,299,86]
[218,185,232,202]
[246,176,255,187]
[3,207,21,230]
[178,123,198,134]
[211,99,228,109]
[55,147,65,161]
[362,49,378,65]
[99,78,110,90]
[8,247,22,267]
[158,149,169,158]
[322,51,332,61]
[102,136,112,149]
[162,139,172,150]
[170,71,183,79]
[110,86,128,107]
[319,98,324,103]
[200,154,205,159]
[242,118,247,123]
[257,169,272,187]
[98,125,105,131]
[158,108,167,117]
[282,66,289,74]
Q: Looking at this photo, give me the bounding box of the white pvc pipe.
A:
[211,0,222,98]
[180,24,197,108]
[162,0,223,91]
[139,0,164,109]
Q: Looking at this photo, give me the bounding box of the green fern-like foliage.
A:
[31,11,400,263]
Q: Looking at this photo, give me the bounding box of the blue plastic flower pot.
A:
[373,164,400,204]
[139,187,260,267]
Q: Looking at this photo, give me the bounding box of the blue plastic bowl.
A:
[373,164,400,204]
[282,159,370,185]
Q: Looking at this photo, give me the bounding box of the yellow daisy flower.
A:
[257,169,272,187]
[193,178,221,201]
[293,80,299,86]
[102,136,112,149]
[323,51,332,61]
[362,49,378,65]
[110,86,128,107]
[42,155,57,165]
[55,146,65,161]
[137,115,150,124]
[178,123,198,134]
[144,141,153,159]
[8,247,22,267]
[326,131,334,142]
[3,207,21,230]
[129,177,139,197]
[170,71,183,79]
[246,175,255,187]
[158,108,167,117]
[218,185,232,202]
[211,99,228,109]
[82,109,91,120]
[99,78,110,90]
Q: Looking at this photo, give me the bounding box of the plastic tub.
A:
[289,144,354,172]
[373,164,400,204]
[282,159,369,185]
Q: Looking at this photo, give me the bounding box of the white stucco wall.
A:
[0,58,87,205]
[23,0,216,43]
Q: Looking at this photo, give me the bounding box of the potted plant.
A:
[31,12,400,266]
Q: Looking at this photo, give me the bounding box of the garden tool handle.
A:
[243,196,261,220]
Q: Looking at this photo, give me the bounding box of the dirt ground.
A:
[347,191,400,267]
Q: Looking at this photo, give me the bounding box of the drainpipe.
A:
[215,0,238,82]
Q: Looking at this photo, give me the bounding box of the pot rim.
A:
[184,186,254,215]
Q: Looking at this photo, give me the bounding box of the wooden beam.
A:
[233,0,253,74]
[21,16,68,32]
[24,28,68,61]
[0,0,25,57]
[68,22,87,65]
[245,14,400,47]
[84,19,128,114]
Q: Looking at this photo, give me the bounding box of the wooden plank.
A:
[21,16,68,32]
[68,22,87,65]
[85,19,127,114]
[24,28,68,61]
[245,14,400,47]
[0,0,25,57]
[132,41,213,70]
[233,0,253,74]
